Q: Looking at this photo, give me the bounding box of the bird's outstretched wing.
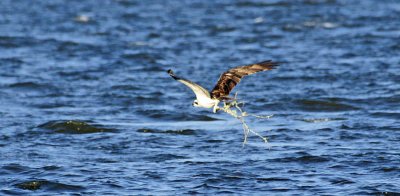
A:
[210,60,279,100]
[167,69,211,100]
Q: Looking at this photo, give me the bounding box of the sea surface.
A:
[1,0,399,195]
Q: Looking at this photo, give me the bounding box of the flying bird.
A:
[167,60,278,113]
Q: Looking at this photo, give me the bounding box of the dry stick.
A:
[219,93,269,145]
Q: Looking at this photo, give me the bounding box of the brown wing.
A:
[210,60,279,100]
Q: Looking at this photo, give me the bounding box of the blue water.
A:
[1,0,399,195]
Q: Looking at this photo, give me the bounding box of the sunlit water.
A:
[1,0,399,195]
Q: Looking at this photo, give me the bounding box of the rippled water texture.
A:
[1,0,399,195]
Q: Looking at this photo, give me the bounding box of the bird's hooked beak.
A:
[167,69,179,80]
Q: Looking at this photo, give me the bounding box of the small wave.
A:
[370,112,400,119]
[299,117,346,123]
[6,81,59,95]
[330,178,355,185]
[340,123,400,132]
[0,57,24,66]
[295,99,359,112]
[235,1,289,7]
[296,155,331,163]
[8,82,49,89]
[120,52,162,64]
[380,167,400,172]
[110,84,141,91]
[205,139,225,143]
[256,177,290,182]
[273,154,331,163]
[138,128,197,135]
[1,163,27,173]
[143,153,188,162]
[139,109,221,121]
[0,35,38,48]
[37,120,114,134]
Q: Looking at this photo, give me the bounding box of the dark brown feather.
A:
[210,60,278,100]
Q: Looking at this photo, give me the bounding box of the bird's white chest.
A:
[198,97,218,108]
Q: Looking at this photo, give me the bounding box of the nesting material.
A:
[219,93,272,145]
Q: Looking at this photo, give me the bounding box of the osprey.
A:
[167,60,278,113]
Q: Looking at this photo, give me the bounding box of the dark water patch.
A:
[370,112,400,120]
[8,82,52,90]
[329,164,351,170]
[0,57,24,67]
[56,70,101,81]
[330,178,355,185]
[205,139,225,143]
[85,141,131,154]
[235,1,290,8]
[337,130,365,140]
[269,188,291,192]
[208,24,237,35]
[184,161,210,165]
[143,153,188,162]
[110,84,141,91]
[223,175,247,180]
[317,128,335,132]
[298,117,346,123]
[143,171,163,180]
[133,95,164,104]
[38,120,114,134]
[15,179,84,191]
[5,81,60,97]
[268,128,306,140]
[324,96,400,110]
[380,167,400,172]
[2,163,28,174]
[33,102,72,109]
[192,182,223,190]
[121,12,140,20]
[138,128,197,135]
[0,36,39,48]
[136,65,166,72]
[256,177,291,182]
[120,52,162,64]
[115,0,138,7]
[41,165,61,171]
[268,132,296,141]
[273,154,331,163]
[55,39,99,51]
[380,126,400,132]
[296,155,331,163]
[139,109,221,121]
[339,123,400,132]
[295,99,359,112]
[94,158,118,163]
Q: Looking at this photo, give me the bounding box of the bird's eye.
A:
[194,101,198,105]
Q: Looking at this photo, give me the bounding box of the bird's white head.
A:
[192,100,200,107]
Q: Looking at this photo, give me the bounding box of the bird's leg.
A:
[213,104,220,113]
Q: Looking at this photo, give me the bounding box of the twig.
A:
[219,93,270,146]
